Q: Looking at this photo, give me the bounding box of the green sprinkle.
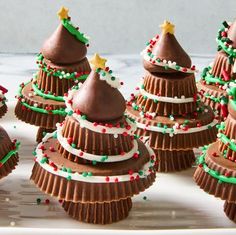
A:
[68,110,73,116]
[138,170,144,176]
[62,167,67,172]
[36,198,41,205]
[81,115,87,120]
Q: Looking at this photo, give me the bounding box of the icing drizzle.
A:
[57,124,139,162]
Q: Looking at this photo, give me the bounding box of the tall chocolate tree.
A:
[126,21,218,172]
[15,7,91,142]
[198,19,236,120]
[194,81,236,223]
[31,54,157,224]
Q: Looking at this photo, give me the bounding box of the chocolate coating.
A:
[0,126,11,160]
[73,70,126,122]
[228,20,236,48]
[41,24,87,65]
[143,33,191,73]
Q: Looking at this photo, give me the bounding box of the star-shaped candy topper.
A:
[90,53,107,70]
[57,6,69,20]
[160,20,175,34]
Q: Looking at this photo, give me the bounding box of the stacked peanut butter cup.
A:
[126,21,218,172]
[194,81,236,223]
[198,19,236,120]
[15,7,91,142]
[0,85,8,118]
[0,85,19,179]
[30,54,157,224]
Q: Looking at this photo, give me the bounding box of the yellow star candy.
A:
[90,53,107,70]
[57,6,69,20]
[160,20,175,34]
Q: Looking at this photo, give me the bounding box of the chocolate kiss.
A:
[41,24,87,65]
[143,33,191,73]
[72,70,126,122]
[228,20,236,48]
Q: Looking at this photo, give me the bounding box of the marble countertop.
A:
[0,54,213,101]
[2,54,236,235]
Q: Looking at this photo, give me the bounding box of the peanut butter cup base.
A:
[31,137,156,203]
[224,201,236,223]
[154,149,195,172]
[62,198,132,224]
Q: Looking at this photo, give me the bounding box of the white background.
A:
[0,0,236,55]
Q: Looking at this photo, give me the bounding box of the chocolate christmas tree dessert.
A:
[15,7,91,142]
[30,54,157,224]
[194,81,236,223]
[198,19,236,120]
[126,21,218,172]
[0,126,20,180]
[0,85,8,118]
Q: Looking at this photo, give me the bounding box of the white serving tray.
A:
[0,102,236,235]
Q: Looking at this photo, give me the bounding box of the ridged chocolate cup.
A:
[211,51,234,78]
[62,198,132,224]
[154,149,195,172]
[126,104,217,150]
[58,116,134,164]
[36,127,55,143]
[0,154,18,180]
[197,80,227,118]
[136,71,197,116]
[31,162,156,203]
[31,137,156,203]
[194,141,236,202]
[219,109,236,161]
[37,57,91,97]
[15,82,65,129]
[224,201,236,223]
[0,104,7,119]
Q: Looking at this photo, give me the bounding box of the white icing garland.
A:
[56,124,139,162]
[139,82,195,104]
[35,132,156,183]
[65,88,137,136]
[135,118,218,137]
[98,69,121,89]
[141,36,197,74]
